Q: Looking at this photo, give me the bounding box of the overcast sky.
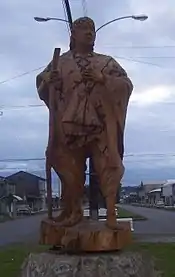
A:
[0,0,175,186]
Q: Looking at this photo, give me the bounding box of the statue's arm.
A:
[36,62,52,107]
[102,56,133,134]
[103,56,133,95]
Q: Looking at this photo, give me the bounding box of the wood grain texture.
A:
[40,218,132,252]
[36,17,133,231]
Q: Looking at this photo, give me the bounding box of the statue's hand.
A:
[82,68,105,84]
[44,70,60,84]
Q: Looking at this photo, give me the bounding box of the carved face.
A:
[71,17,96,48]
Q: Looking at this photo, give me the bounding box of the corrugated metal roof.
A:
[142,180,166,185]
[13,195,23,201]
[164,180,175,186]
[148,188,162,193]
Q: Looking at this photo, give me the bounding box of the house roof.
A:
[148,188,162,193]
[142,180,166,186]
[0,194,23,201]
[13,195,23,201]
[165,179,175,185]
[0,176,15,186]
[6,171,46,181]
[163,180,175,187]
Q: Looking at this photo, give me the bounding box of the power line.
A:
[0,158,45,162]
[0,50,174,86]
[2,100,175,111]
[0,55,173,87]
[101,45,175,49]
[1,153,175,162]
[120,57,175,59]
[0,66,45,85]
[0,104,45,110]
[114,56,162,67]
[81,0,88,16]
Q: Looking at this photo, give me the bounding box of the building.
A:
[162,180,175,206]
[0,176,17,215]
[121,186,139,203]
[147,188,163,205]
[138,180,166,204]
[6,171,46,211]
[0,176,16,197]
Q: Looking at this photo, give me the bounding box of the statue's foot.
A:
[53,210,70,223]
[60,210,83,227]
[106,215,124,230]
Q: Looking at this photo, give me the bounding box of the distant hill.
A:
[122,166,175,185]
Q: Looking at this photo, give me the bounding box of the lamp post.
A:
[34,17,69,23]
[96,15,148,32]
[34,14,148,33]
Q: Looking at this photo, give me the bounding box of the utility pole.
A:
[63,0,73,29]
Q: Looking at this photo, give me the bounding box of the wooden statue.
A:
[37,17,133,251]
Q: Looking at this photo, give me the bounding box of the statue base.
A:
[20,252,158,277]
[40,218,132,252]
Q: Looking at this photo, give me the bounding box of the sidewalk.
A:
[133,233,175,243]
[131,203,175,211]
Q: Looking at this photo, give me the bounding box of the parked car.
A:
[156,200,164,207]
[17,205,31,215]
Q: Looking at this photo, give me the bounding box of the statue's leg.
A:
[51,145,86,226]
[92,146,124,229]
[52,175,71,223]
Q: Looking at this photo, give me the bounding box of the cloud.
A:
[0,0,175,185]
[130,85,175,106]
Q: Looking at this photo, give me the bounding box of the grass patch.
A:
[128,243,175,277]
[0,244,47,277]
[117,207,146,220]
[0,243,175,277]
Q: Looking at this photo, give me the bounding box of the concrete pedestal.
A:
[20,251,158,277]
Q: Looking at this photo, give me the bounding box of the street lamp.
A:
[96,14,148,32]
[34,14,148,32]
[34,17,69,23]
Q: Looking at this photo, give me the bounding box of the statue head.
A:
[70,17,96,52]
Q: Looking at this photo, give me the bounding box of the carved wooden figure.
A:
[37,17,133,251]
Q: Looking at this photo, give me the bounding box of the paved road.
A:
[121,204,175,242]
[0,213,47,246]
[0,209,110,246]
[1,206,175,246]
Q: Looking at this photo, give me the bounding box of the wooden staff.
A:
[46,48,61,219]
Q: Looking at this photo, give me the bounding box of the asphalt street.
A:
[1,206,175,246]
[0,213,46,246]
[121,204,175,242]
